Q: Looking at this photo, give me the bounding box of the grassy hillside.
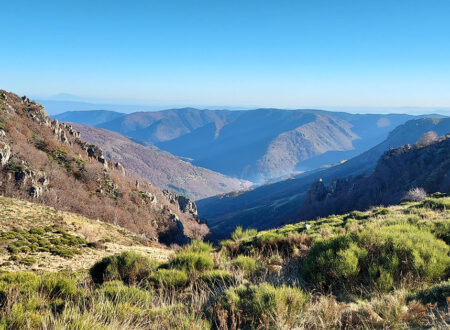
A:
[0,196,173,272]
[0,195,448,328]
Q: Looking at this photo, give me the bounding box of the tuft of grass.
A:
[169,251,214,273]
[199,270,234,287]
[233,255,259,278]
[148,269,189,288]
[214,283,308,329]
[90,251,158,285]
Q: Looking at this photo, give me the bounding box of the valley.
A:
[0,91,449,329]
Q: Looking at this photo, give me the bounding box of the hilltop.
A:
[53,110,125,126]
[0,90,207,245]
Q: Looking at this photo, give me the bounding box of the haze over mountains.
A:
[57,107,433,182]
[54,104,449,241]
[54,110,125,126]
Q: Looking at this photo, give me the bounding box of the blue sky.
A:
[1,0,450,110]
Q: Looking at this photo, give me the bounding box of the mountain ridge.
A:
[198,117,450,240]
[0,90,207,245]
[70,123,251,200]
[92,108,424,181]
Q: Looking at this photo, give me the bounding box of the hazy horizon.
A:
[36,93,450,116]
[2,1,450,111]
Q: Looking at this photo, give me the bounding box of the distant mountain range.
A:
[197,117,450,240]
[71,123,251,200]
[54,110,125,126]
[56,107,436,182]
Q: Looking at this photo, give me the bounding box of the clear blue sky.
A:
[1,0,450,109]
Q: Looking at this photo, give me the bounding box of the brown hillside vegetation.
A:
[70,123,251,200]
[0,90,208,245]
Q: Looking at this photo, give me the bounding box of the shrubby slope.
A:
[0,195,448,328]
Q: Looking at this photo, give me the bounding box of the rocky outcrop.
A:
[0,143,11,167]
[0,90,208,245]
[4,159,49,198]
[157,208,190,245]
[299,135,450,219]
[114,162,125,176]
[163,189,198,220]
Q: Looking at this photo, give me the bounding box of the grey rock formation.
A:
[114,162,125,176]
[0,143,11,167]
[163,189,198,220]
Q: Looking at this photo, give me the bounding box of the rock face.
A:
[299,135,450,219]
[0,142,11,167]
[0,90,208,245]
[163,190,199,220]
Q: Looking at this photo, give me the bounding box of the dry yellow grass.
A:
[0,196,174,272]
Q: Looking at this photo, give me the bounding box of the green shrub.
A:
[169,251,214,272]
[184,240,213,254]
[231,226,257,241]
[0,272,40,291]
[40,273,77,299]
[347,210,370,220]
[303,235,365,288]
[411,280,450,306]
[19,257,36,266]
[303,224,450,291]
[215,283,307,329]
[234,255,259,278]
[199,270,233,286]
[148,269,189,288]
[98,280,152,306]
[418,197,450,210]
[90,251,158,285]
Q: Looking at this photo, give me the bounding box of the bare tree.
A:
[404,187,427,202]
[416,131,438,147]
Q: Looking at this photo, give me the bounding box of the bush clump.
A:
[90,251,158,285]
[303,224,450,291]
[199,270,233,286]
[403,187,427,202]
[231,226,257,241]
[233,255,259,278]
[148,269,189,288]
[40,273,78,299]
[97,280,152,306]
[411,280,450,306]
[214,283,307,329]
[169,251,214,273]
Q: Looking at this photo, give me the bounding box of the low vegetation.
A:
[0,195,449,328]
[0,196,173,272]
